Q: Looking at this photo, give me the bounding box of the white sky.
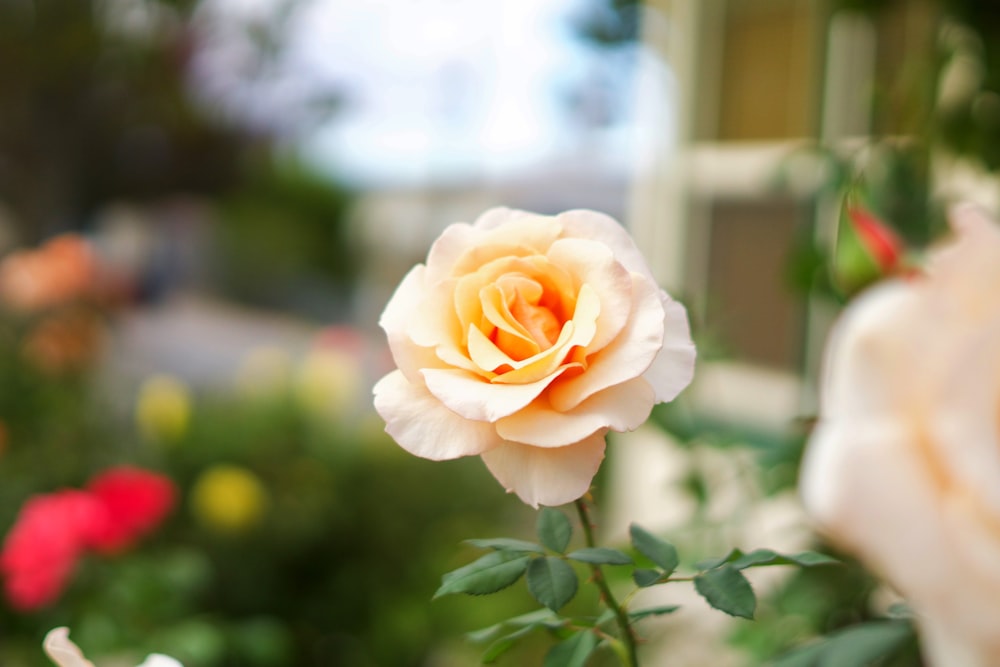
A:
[191,0,667,186]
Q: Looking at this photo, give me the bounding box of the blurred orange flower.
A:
[0,234,97,313]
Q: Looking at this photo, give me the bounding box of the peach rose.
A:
[801,205,1000,666]
[373,208,695,507]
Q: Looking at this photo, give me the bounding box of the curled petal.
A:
[642,293,696,403]
[481,433,607,508]
[496,377,655,447]
[556,209,657,282]
[379,266,442,383]
[422,366,572,423]
[545,237,632,352]
[548,273,665,411]
[373,371,502,460]
[43,628,96,667]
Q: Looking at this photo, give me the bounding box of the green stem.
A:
[575,498,640,667]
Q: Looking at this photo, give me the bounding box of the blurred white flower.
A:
[44,628,183,667]
[801,205,1000,666]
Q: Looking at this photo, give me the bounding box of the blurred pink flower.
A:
[802,205,1000,666]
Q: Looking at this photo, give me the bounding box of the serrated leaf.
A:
[567,547,633,566]
[538,508,573,553]
[466,609,559,643]
[481,625,537,664]
[729,549,839,570]
[527,557,579,611]
[629,524,679,575]
[632,568,662,587]
[693,565,756,619]
[695,549,743,571]
[434,551,531,599]
[465,538,546,554]
[544,630,599,667]
[628,605,681,622]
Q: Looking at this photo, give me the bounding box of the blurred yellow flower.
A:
[135,375,192,444]
[190,465,267,533]
[294,348,363,420]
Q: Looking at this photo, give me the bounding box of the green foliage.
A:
[537,508,573,554]
[544,630,599,667]
[769,621,916,667]
[526,557,579,612]
[566,548,633,566]
[434,552,532,599]
[693,565,757,620]
[628,524,678,575]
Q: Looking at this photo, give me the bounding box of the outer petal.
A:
[548,273,664,411]
[373,370,502,460]
[378,265,441,383]
[556,209,656,282]
[495,377,655,447]
[471,207,534,230]
[642,293,696,403]
[422,366,572,423]
[481,433,607,507]
[43,628,95,667]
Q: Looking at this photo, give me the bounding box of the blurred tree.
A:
[0,0,245,241]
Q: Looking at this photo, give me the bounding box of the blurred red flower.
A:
[86,466,177,553]
[0,467,176,611]
[0,491,106,611]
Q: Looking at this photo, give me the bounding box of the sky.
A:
[190,0,671,187]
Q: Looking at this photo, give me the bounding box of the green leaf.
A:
[817,622,914,667]
[434,551,531,599]
[538,508,573,553]
[527,557,579,611]
[768,621,914,667]
[695,549,742,571]
[544,630,599,667]
[730,549,839,570]
[698,548,839,572]
[481,625,537,664]
[466,609,560,643]
[693,565,756,619]
[465,538,546,554]
[629,524,678,575]
[628,605,681,622]
[566,547,633,566]
[632,568,662,588]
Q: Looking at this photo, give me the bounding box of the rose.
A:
[800,205,1000,666]
[373,208,695,507]
[44,627,182,667]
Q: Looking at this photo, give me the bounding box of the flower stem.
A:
[574,498,640,667]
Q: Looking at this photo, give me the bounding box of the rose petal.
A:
[373,370,501,460]
[43,628,96,667]
[496,377,655,447]
[138,656,185,667]
[379,266,443,383]
[548,273,664,411]
[556,209,656,282]
[545,237,632,352]
[422,366,573,422]
[642,293,696,403]
[481,433,607,507]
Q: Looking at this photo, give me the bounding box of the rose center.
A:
[488,274,567,360]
